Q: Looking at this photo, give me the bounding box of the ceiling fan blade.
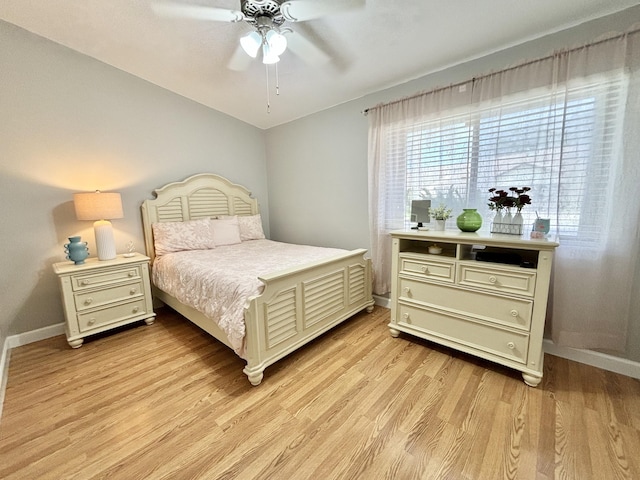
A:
[285,30,331,68]
[227,44,254,71]
[280,0,364,22]
[152,3,244,22]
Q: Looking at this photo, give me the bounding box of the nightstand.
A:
[53,254,156,348]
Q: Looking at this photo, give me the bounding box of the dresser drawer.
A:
[400,255,455,283]
[397,303,529,364]
[398,277,533,331]
[74,281,144,312]
[77,299,148,332]
[71,266,142,291]
[457,263,536,297]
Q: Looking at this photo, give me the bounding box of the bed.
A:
[141,173,374,385]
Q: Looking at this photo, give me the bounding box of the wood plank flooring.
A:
[1,306,639,479]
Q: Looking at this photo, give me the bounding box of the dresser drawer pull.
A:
[88,318,96,326]
[510,309,519,317]
[132,306,139,314]
[403,287,411,295]
[421,266,429,274]
[507,342,515,350]
[489,275,497,284]
[402,312,409,320]
[81,279,90,286]
[129,288,137,295]
[84,298,93,306]
[128,271,135,277]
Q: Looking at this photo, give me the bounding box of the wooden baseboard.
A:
[6,323,65,349]
[0,323,65,421]
[373,294,390,308]
[0,337,10,422]
[543,339,640,379]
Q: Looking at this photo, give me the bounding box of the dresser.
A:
[53,254,156,348]
[390,230,558,386]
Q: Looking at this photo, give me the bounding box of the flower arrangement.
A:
[429,203,453,220]
[488,187,532,213]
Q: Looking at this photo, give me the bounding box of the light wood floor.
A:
[1,307,639,480]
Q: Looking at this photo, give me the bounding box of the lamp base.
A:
[94,220,117,260]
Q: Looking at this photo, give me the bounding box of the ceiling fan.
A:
[152,0,364,70]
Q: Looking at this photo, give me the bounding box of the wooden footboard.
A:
[152,249,373,385]
[242,249,374,385]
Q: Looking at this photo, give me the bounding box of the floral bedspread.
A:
[152,240,346,358]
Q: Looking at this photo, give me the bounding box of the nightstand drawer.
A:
[457,264,536,297]
[398,277,533,331]
[399,255,455,283]
[71,266,142,291]
[74,281,144,312]
[398,303,529,364]
[77,299,148,332]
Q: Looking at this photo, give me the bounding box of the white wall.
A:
[265,102,369,250]
[265,6,640,361]
[0,20,268,347]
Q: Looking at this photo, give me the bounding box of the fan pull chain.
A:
[265,63,270,114]
[264,63,283,113]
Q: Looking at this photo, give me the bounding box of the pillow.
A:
[211,216,242,246]
[152,218,216,256]
[238,214,266,241]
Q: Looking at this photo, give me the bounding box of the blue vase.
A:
[64,236,89,265]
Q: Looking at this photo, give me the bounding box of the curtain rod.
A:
[362,26,640,116]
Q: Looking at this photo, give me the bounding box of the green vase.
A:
[457,209,482,232]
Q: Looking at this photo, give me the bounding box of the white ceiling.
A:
[1,0,637,129]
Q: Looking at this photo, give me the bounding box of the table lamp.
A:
[73,191,124,260]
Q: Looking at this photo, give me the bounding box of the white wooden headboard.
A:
[141,173,259,263]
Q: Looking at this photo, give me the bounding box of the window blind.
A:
[385,74,626,245]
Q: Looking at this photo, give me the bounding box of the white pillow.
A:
[238,214,266,241]
[211,216,242,246]
[152,218,216,256]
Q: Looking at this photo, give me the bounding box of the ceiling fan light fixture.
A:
[265,29,287,57]
[240,30,262,57]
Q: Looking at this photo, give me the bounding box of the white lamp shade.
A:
[240,31,262,58]
[265,30,287,56]
[74,191,123,221]
[262,43,280,64]
[73,191,123,261]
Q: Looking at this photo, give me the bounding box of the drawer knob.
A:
[88,318,96,326]
[128,272,135,277]
[84,297,93,305]
[421,266,429,274]
[81,280,90,286]
[129,288,137,295]
[489,276,497,284]
[132,306,139,313]
[510,309,518,317]
[402,312,409,320]
[507,342,515,350]
[403,287,411,295]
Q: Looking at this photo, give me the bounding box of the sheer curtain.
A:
[368,29,640,354]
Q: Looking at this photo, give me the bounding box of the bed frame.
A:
[141,173,374,385]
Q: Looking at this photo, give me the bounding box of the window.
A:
[388,75,626,244]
